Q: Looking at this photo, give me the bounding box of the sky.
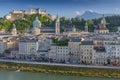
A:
[0,0,120,17]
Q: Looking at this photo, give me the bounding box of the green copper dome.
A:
[33,17,41,28]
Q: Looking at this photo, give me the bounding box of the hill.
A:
[76,11,116,20]
[0,14,54,32]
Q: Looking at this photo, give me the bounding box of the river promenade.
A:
[0,59,119,69]
[0,59,120,78]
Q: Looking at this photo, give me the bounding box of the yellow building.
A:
[80,41,95,64]
[32,27,41,35]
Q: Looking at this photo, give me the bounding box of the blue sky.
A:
[0,0,120,17]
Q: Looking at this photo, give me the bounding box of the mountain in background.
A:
[76,11,118,20]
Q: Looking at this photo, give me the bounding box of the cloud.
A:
[115,8,120,11]
[88,9,94,12]
[75,11,80,15]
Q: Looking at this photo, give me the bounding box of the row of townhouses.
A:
[0,14,120,66]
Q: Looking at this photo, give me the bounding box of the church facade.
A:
[94,15,109,34]
[29,16,60,35]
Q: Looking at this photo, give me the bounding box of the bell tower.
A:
[11,24,17,36]
[55,15,60,35]
[85,22,88,32]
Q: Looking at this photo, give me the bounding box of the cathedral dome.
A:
[33,17,41,28]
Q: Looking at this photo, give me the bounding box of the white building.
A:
[49,45,69,63]
[117,27,120,33]
[56,46,69,63]
[105,43,120,64]
[94,48,107,65]
[105,43,120,58]
[5,10,24,21]
[48,45,57,61]
[0,41,6,54]
[68,38,81,63]
[19,39,39,54]
[5,14,11,20]
[25,8,46,16]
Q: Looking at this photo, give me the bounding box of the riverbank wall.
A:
[0,61,120,78]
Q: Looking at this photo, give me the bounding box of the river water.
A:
[0,70,119,80]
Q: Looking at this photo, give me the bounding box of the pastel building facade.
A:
[49,45,69,63]
[80,41,95,64]
[19,39,39,55]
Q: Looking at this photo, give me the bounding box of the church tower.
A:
[55,15,60,35]
[72,25,76,32]
[94,15,109,34]
[101,15,106,28]
[11,24,17,36]
[85,22,88,32]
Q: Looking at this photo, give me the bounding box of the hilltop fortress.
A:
[5,8,53,21]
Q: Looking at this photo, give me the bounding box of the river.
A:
[0,70,119,80]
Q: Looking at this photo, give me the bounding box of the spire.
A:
[85,22,88,32]
[56,15,59,22]
[55,14,60,35]
[11,24,17,36]
[56,14,58,19]
[101,14,106,28]
[85,22,88,26]
[103,14,104,18]
[102,15,106,21]
[73,25,76,32]
[101,15,106,24]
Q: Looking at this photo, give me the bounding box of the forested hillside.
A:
[0,15,120,32]
[0,14,53,32]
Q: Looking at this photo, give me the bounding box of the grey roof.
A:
[70,38,81,42]
[81,41,93,45]
[94,47,106,52]
[70,37,81,42]
[20,38,38,42]
[29,27,55,33]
